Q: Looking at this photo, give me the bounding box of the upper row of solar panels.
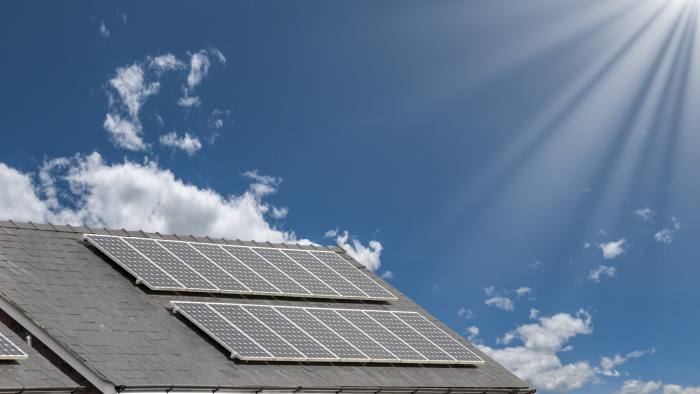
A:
[84,234,395,301]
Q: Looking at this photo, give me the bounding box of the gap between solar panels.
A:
[83,234,396,301]
[0,332,28,361]
[171,301,484,365]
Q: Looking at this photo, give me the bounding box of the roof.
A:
[0,221,533,394]
[0,319,79,393]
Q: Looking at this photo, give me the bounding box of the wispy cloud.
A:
[654,216,681,244]
[597,348,655,377]
[159,132,203,156]
[635,207,655,223]
[99,21,110,37]
[589,265,616,283]
[324,229,383,271]
[466,326,479,341]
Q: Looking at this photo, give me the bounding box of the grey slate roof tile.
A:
[0,223,530,392]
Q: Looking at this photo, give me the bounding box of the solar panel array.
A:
[84,234,395,301]
[0,332,28,361]
[172,301,484,365]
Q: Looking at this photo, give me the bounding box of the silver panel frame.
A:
[0,332,28,361]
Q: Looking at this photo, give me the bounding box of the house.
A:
[0,220,534,394]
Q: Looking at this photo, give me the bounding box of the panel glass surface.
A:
[192,243,280,294]
[85,235,182,289]
[283,250,367,298]
[159,240,248,292]
[124,238,215,290]
[366,311,452,361]
[338,310,425,361]
[243,305,335,360]
[277,307,367,361]
[211,303,303,359]
[308,308,397,361]
[0,333,27,360]
[309,251,395,299]
[223,246,309,295]
[175,302,272,359]
[254,248,337,296]
[394,312,483,362]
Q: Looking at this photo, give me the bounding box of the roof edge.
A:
[116,386,535,394]
[0,292,116,394]
[0,220,343,253]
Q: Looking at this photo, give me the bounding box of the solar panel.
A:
[174,302,273,360]
[172,301,484,365]
[0,333,27,361]
[283,250,368,299]
[222,246,310,296]
[158,240,249,293]
[337,309,426,362]
[243,305,335,361]
[393,312,483,363]
[123,238,217,291]
[191,243,280,295]
[85,234,183,289]
[254,248,338,297]
[84,234,395,300]
[309,251,395,299]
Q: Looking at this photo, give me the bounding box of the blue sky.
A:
[1,1,699,392]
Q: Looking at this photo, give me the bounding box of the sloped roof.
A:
[0,221,532,394]
[0,319,79,392]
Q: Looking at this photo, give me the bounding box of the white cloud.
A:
[466,326,479,341]
[597,349,654,377]
[485,296,514,311]
[159,132,203,156]
[654,216,681,244]
[242,170,282,197]
[380,270,394,280]
[99,21,110,37]
[103,113,146,151]
[479,310,595,391]
[617,380,662,394]
[0,154,307,243]
[325,230,383,271]
[516,287,533,298]
[529,308,540,320]
[600,239,626,259]
[589,265,616,283]
[187,51,211,90]
[0,163,50,221]
[271,206,288,219]
[104,64,160,150]
[148,54,186,72]
[664,384,700,394]
[178,95,201,107]
[635,207,655,223]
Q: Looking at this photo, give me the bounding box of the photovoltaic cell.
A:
[223,246,309,295]
[85,235,182,289]
[124,238,216,291]
[211,303,303,359]
[173,302,484,365]
[309,251,395,299]
[366,311,452,361]
[0,333,27,360]
[283,250,367,298]
[175,302,272,359]
[394,312,483,362]
[337,310,425,362]
[308,308,396,361]
[191,243,280,294]
[243,305,335,360]
[254,249,337,297]
[158,240,248,292]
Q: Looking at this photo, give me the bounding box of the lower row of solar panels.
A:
[0,332,27,360]
[173,301,483,365]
